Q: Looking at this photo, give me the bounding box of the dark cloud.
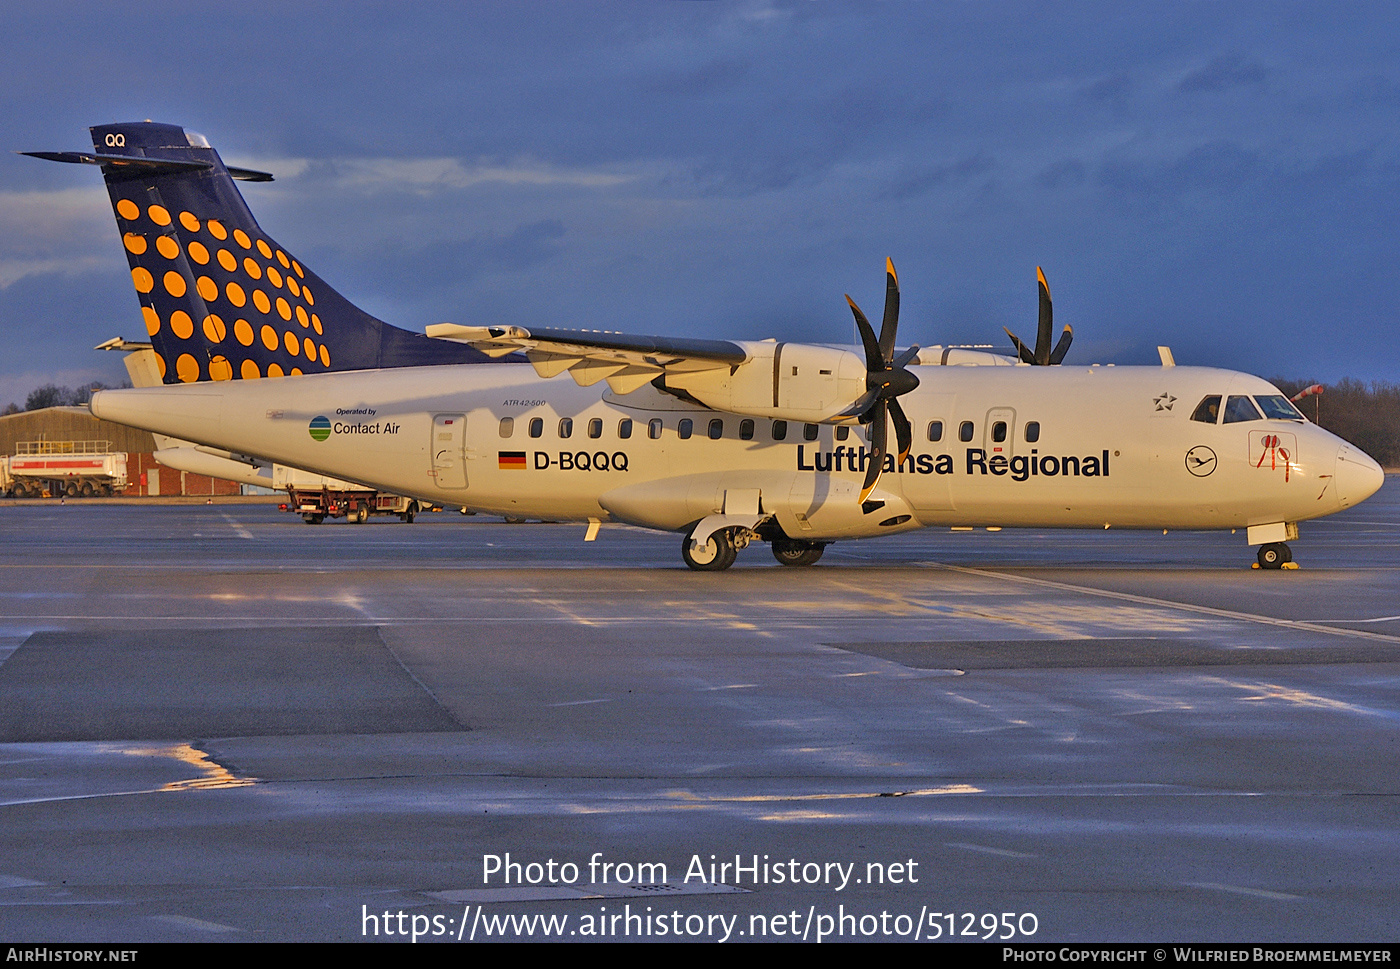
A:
[1036,159,1088,190]
[332,220,567,300]
[1177,53,1268,94]
[1081,71,1133,105]
[1096,141,1263,215]
[3,2,1400,384]
[643,56,752,97]
[882,154,995,201]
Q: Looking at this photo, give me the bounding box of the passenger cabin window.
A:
[498,417,514,438]
[959,421,974,442]
[618,418,633,439]
[558,417,573,439]
[803,423,819,441]
[529,417,543,438]
[648,418,662,440]
[1255,395,1304,421]
[1223,395,1263,423]
[587,418,603,439]
[927,421,943,443]
[708,418,724,440]
[772,420,788,441]
[678,419,693,440]
[1190,396,1221,424]
[1024,421,1040,443]
[992,421,1008,443]
[740,419,755,441]
[836,425,850,441]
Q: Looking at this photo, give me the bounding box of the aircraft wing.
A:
[425,323,749,395]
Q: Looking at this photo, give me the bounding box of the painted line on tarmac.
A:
[936,564,1400,646]
[219,513,255,539]
[1187,882,1302,901]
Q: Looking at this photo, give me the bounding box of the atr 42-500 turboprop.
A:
[29,122,1384,570]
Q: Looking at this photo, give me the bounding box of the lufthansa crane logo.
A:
[1185,446,1217,477]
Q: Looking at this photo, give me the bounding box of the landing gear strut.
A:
[771,536,826,567]
[1257,542,1293,569]
[682,526,740,571]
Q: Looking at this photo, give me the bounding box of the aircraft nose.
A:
[1335,443,1385,508]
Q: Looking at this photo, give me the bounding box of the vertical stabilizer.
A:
[27,122,498,383]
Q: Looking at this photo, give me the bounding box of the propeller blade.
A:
[848,259,920,504]
[846,295,883,373]
[892,345,921,369]
[889,396,913,465]
[1004,326,1037,365]
[878,258,900,363]
[1049,324,1073,365]
[1035,266,1052,365]
[860,400,888,503]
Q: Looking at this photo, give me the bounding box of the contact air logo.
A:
[309,416,332,441]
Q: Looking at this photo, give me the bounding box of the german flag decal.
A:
[498,451,527,470]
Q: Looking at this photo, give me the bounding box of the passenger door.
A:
[431,414,468,488]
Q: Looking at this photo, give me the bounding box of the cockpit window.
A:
[1254,395,1305,421]
[1190,396,1221,424]
[1222,395,1263,423]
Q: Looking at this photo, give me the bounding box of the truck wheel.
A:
[80,482,95,497]
[64,481,79,497]
[352,502,368,524]
[303,514,324,525]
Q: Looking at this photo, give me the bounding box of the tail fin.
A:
[26,121,495,383]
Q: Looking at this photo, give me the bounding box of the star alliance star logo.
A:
[1153,392,1177,412]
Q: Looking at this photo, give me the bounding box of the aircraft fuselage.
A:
[90,362,1383,542]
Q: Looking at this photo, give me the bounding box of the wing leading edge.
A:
[425,323,749,394]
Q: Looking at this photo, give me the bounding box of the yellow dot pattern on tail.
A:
[115,199,329,382]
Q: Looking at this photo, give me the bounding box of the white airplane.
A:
[31,122,1385,570]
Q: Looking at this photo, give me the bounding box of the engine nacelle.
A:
[663,341,870,424]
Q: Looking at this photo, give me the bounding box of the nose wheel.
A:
[1257,542,1293,569]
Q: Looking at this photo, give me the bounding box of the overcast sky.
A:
[2,1,1397,406]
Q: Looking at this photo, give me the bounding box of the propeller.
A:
[844,258,921,504]
[1004,266,1073,365]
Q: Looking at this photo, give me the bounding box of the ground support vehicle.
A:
[274,466,420,524]
[4,442,128,498]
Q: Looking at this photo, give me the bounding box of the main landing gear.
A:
[771,536,826,567]
[681,525,829,571]
[1256,542,1294,569]
[681,526,742,571]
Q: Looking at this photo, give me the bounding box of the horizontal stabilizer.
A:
[20,150,212,175]
[21,150,273,181]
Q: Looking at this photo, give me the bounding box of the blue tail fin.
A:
[26,122,497,383]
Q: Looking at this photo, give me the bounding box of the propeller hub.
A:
[869,367,919,398]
